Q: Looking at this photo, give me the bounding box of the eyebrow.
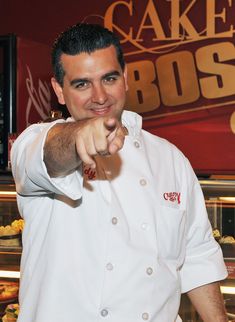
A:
[70,70,121,87]
[102,70,121,79]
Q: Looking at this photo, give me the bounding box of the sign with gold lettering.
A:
[89,0,235,174]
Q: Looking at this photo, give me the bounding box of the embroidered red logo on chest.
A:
[163,192,181,204]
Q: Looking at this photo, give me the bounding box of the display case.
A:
[0,174,20,320]
[0,175,235,321]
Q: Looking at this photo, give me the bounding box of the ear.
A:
[123,65,128,91]
[51,77,66,105]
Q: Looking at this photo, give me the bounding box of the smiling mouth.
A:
[91,107,111,115]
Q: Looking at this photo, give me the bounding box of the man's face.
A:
[52,45,128,121]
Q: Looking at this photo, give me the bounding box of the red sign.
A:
[101,0,235,174]
[16,38,57,133]
[5,0,234,174]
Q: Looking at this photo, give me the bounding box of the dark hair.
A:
[51,23,125,86]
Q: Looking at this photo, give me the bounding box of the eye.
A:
[74,81,90,90]
[103,75,118,84]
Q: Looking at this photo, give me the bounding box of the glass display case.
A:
[0,174,20,320]
[0,175,234,321]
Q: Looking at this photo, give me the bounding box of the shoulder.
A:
[142,129,187,161]
[122,109,190,169]
[140,129,197,188]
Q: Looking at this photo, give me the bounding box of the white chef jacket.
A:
[11,110,227,322]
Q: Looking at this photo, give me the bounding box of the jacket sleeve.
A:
[179,162,227,293]
[11,121,83,200]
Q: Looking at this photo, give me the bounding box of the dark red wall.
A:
[0,0,111,45]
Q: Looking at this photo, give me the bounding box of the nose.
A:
[91,83,108,105]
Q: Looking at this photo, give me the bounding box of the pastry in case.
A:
[2,303,19,322]
[0,219,24,247]
[0,281,19,302]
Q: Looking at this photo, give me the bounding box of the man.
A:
[11,23,228,322]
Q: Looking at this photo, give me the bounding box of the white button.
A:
[111,217,118,225]
[146,267,153,275]
[134,140,140,148]
[106,263,113,271]
[140,179,147,186]
[141,222,150,231]
[101,309,109,317]
[142,312,149,320]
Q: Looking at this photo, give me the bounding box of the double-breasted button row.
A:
[105,177,151,321]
